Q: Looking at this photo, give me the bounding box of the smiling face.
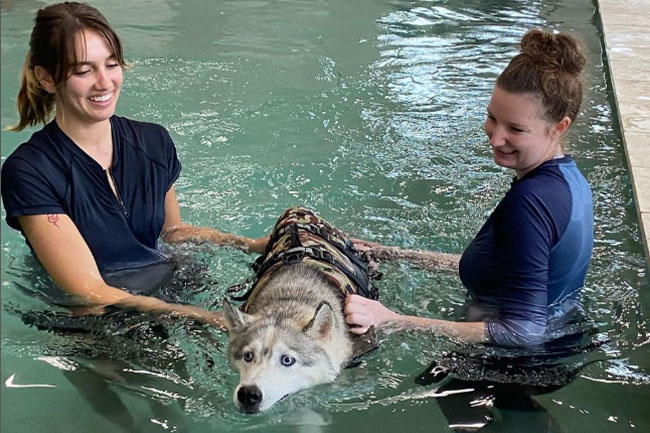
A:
[53,29,123,127]
[485,86,569,179]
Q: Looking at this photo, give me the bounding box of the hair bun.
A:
[520,29,586,75]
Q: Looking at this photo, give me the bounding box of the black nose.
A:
[237,385,263,412]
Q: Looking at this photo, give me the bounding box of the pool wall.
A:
[598,0,650,268]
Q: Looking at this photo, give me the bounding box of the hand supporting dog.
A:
[351,239,460,274]
[344,294,399,334]
[344,294,488,343]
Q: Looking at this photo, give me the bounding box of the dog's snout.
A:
[237,385,263,412]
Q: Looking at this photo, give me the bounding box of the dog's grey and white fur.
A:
[223,263,354,413]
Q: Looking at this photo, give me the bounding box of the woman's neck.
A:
[55,114,114,169]
[515,141,564,180]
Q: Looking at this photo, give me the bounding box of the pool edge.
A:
[597,0,650,271]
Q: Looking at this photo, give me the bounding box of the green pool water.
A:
[2,0,649,432]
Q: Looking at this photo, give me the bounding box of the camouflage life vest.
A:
[241,207,377,313]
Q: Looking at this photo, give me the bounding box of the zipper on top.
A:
[105,169,129,217]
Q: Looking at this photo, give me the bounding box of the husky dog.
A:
[223,207,377,413]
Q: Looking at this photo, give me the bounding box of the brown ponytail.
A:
[496,29,587,125]
[8,2,126,132]
[8,53,57,131]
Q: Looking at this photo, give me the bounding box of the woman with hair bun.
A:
[1,2,267,325]
[346,29,594,348]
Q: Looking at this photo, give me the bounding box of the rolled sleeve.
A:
[161,128,181,191]
[486,317,547,347]
[1,155,65,230]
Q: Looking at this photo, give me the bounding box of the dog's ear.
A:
[305,301,334,340]
[222,298,251,333]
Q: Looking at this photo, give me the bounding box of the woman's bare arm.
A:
[352,238,460,273]
[160,186,268,254]
[344,294,488,344]
[19,213,226,328]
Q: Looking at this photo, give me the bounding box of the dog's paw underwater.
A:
[222,207,379,413]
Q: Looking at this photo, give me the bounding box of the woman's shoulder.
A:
[512,157,591,206]
[111,116,179,170]
[497,159,575,228]
[1,124,70,216]
[112,115,176,152]
[112,115,172,142]
[3,123,65,171]
[509,159,574,201]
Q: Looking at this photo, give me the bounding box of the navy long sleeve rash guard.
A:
[458,156,593,347]
[1,116,181,293]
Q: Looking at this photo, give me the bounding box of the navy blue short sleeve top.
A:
[458,156,594,347]
[1,116,181,280]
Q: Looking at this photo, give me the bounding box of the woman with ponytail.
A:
[1,2,267,325]
[345,29,594,348]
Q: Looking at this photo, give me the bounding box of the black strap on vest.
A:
[263,221,369,274]
[253,244,371,298]
[243,208,377,303]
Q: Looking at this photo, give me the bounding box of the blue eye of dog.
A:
[243,351,254,362]
[281,355,295,367]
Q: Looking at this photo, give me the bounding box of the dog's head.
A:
[223,298,341,413]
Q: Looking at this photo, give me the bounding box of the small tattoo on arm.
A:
[47,214,60,227]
